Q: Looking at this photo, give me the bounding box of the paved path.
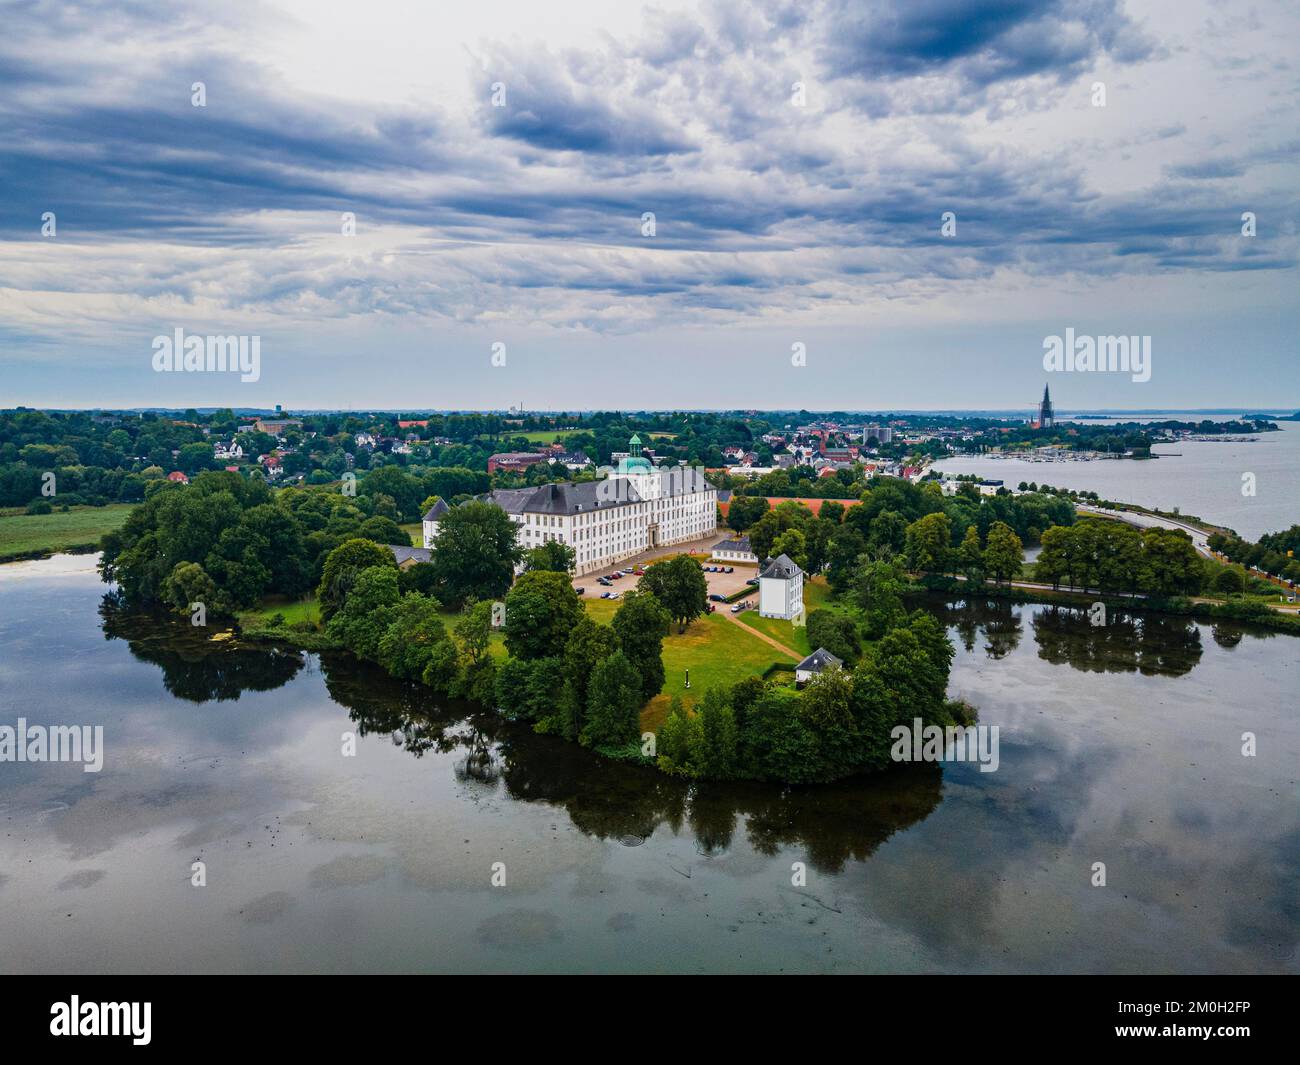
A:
[722,609,802,660]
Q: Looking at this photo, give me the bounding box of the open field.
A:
[641,611,796,731]
[0,504,134,562]
[399,522,422,546]
[485,430,570,444]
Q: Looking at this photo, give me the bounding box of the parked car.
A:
[708,593,725,602]
[620,567,633,574]
[730,602,747,613]
[725,567,734,573]
[746,578,759,586]
[600,591,612,599]
[597,578,611,586]
[608,592,621,600]
[575,587,585,595]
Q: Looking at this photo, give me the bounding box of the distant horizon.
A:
[14,405,1299,417]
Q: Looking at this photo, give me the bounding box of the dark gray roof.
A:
[485,481,636,515]
[387,545,432,565]
[654,466,715,498]
[422,498,449,521]
[759,553,802,579]
[481,470,716,516]
[797,647,843,672]
[712,535,752,552]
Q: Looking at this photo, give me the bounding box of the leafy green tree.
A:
[849,558,907,639]
[696,687,738,779]
[318,538,396,620]
[162,561,220,615]
[326,565,401,660]
[805,609,859,664]
[611,590,672,700]
[177,441,217,476]
[958,524,984,585]
[771,528,808,571]
[1139,527,1202,596]
[1212,565,1246,596]
[237,503,312,596]
[983,521,1023,585]
[825,526,867,594]
[377,593,452,681]
[656,696,697,776]
[904,511,953,574]
[747,511,783,561]
[742,689,818,783]
[362,466,423,521]
[453,600,494,665]
[523,540,576,574]
[867,509,908,557]
[581,651,644,751]
[559,615,620,740]
[1035,524,1070,589]
[798,666,859,781]
[358,515,407,546]
[639,555,707,633]
[493,655,566,721]
[398,561,439,596]
[819,500,845,525]
[430,500,522,608]
[503,570,582,660]
[728,495,770,532]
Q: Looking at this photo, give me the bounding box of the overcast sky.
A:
[1,0,1296,412]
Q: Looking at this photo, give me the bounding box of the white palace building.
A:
[423,435,718,576]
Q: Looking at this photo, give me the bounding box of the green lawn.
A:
[482,430,567,444]
[729,576,836,657]
[643,612,797,731]
[399,522,422,546]
[0,504,135,562]
[239,596,322,628]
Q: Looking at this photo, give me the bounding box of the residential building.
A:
[420,498,449,545]
[487,451,549,474]
[386,545,432,569]
[758,553,803,620]
[795,647,843,687]
[710,535,758,564]
[254,417,302,435]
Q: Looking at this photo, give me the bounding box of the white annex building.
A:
[758,553,804,620]
[423,435,718,577]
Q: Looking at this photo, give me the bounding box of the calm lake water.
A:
[935,417,1300,541]
[1,555,1296,974]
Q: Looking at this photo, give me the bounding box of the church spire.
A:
[1038,383,1055,428]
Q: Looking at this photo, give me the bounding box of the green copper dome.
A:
[617,454,653,474]
[617,432,652,473]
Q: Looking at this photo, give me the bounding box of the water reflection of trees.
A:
[100,595,305,702]
[933,598,1023,659]
[317,653,944,874]
[1031,605,1203,677]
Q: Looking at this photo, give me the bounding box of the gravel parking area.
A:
[572,536,759,605]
